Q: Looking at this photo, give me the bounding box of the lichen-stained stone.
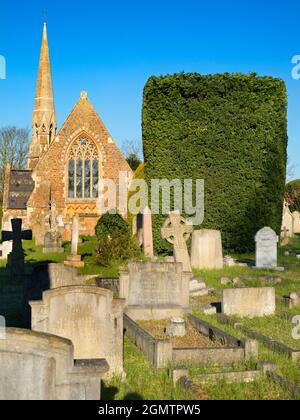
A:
[0,328,108,400]
[30,286,125,376]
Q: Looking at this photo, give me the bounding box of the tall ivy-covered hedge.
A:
[142,73,288,253]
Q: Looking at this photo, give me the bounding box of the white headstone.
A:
[255,227,278,269]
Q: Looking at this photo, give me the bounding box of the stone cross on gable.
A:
[161,211,193,272]
[2,218,32,281]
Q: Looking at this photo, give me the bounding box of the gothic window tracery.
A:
[68,136,99,199]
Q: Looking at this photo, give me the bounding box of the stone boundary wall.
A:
[172,362,300,399]
[267,371,300,398]
[172,347,245,367]
[188,315,242,347]
[124,314,256,370]
[217,314,300,362]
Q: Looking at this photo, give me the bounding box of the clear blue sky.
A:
[0,0,299,177]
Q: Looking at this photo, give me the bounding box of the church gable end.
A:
[2,23,132,245]
[27,91,132,242]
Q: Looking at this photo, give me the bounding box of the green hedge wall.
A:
[142,73,288,253]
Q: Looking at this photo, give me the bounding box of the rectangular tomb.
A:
[221,287,276,317]
[119,261,191,320]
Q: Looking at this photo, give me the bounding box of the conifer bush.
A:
[142,73,288,252]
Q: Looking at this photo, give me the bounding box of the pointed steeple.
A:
[28,22,56,170]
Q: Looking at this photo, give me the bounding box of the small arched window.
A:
[68,137,99,199]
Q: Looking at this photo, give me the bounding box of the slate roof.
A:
[8,170,35,209]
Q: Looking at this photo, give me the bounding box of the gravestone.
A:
[221,287,276,317]
[292,211,300,234]
[143,206,154,257]
[281,201,293,238]
[161,211,193,272]
[283,292,300,309]
[43,198,64,253]
[255,227,282,270]
[30,286,125,376]
[64,215,84,268]
[191,229,223,270]
[1,218,32,282]
[0,220,12,260]
[57,214,65,228]
[0,328,108,400]
[119,261,191,320]
[280,226,290,246]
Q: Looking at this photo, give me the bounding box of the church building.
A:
[2,23,132,244]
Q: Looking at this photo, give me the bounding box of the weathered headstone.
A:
[119,261,191,320]
[43,198,64,253]
[161,211,193,272]
[292,211,300,234]
[57,214,65,228]
[30,286,125,376]
[1,218,32,282]
[143,206,154,257]
[191,229,223,270]
[283,292,300,309]
[281,201,294,238]
[0,328,108,400]
[221,287,276,317]
[64,215,84,268]
[255,227,282,270]
[280,226,290,246]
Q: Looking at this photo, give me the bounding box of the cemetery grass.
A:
[193,235,300,297]
[238,315,300,349]
[189,362,295,400]
[0,237,119,278]
[192,310,300,388]
[102,337,195,400]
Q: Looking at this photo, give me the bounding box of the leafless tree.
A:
[120,138,143,171]
[0,126,29,201]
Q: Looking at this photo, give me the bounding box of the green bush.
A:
[96,231,141,267]
[95,212,130,242]
[142,73,288,253]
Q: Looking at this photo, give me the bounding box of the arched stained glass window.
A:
[68,137,99,199]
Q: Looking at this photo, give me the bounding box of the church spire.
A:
[28,22,56,170]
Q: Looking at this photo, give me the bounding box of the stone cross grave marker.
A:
[161,211,193,272]
[280,226,290,246]
[1,218,32,281]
